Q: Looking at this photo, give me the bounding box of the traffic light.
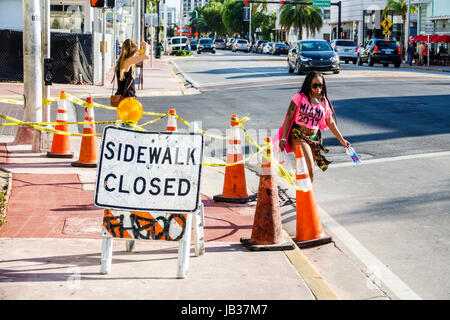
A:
[90,0,115,8]
[244,0,249,3]
[280,0,284,3]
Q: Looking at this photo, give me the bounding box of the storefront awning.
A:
[427,16,450,21]
[410,35,450,43]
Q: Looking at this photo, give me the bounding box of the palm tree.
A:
[383,0,418,43]
[279,4,323,40]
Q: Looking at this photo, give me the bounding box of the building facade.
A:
[413,0,450,35]
[181,0,209,26]
[281,0,422,45]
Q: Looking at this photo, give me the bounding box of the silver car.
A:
[232,39,250,53]
[330,39,358,64]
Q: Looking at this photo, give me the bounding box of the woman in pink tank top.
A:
[278,71,350,183]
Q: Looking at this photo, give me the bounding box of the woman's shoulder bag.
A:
[110,72,133,108]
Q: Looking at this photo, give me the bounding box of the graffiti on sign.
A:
[102,209,187,241]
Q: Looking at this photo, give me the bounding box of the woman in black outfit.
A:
[114,39,149,99]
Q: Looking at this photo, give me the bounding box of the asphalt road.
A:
[87,50,450,299]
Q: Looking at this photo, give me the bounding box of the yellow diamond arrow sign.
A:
[381,17,393,30]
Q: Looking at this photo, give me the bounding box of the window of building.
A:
[50,5,85,33]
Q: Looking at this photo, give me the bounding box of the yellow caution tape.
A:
[0,98,24,105]
[139,115,167,127]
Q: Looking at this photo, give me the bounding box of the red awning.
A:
[410,35,450,43]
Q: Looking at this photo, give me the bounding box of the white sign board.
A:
[94,126,204,213]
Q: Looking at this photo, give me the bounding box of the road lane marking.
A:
[318,206,422,300]
[330,150,450,168]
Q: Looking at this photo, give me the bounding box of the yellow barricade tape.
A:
[1,92,300,189]
[0,98,24,105]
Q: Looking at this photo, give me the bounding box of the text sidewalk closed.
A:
[94,126,204,213]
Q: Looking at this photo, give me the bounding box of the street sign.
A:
[381,17,393,30]
[425,22,434,33]
[145,13,158,27]
[243,7,250,21]
[312,0,330,7]
[383,29,391,35]
[94,126,204,213]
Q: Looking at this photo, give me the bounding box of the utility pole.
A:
[157,0,160,43]
[15,0,43,152]
[41,0,50,125]
[135,0,141,42]
[101,3,106,86]
[249,3,252,43]
[164,0,168,53]
[405,0,411,61]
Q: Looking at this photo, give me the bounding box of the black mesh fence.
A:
[0,29,93,84]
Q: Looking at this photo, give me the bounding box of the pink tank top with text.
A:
[291,93,332,131]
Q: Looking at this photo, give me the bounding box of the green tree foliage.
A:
[190,7,209,34]
[202,2,227,36]
[279,3,322,40]
[222,0,245,35]
[383,0,418,44]
[252,11,276,40]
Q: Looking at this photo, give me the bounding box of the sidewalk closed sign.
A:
[94,126,204,213]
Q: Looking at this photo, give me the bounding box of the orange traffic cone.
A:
[71,97,98,168]
[240,137,294,251]
[294,145,332,248]
[166,108,177,131]
[213,114,254,203]
[47,91,74,158]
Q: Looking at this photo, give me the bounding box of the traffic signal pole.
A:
[16,0,43,151]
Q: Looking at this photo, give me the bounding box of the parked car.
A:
[262,42,274,54]
[225,38,236,50]
[257,41,269,54]
[214,38,226,49]
[190,39,197,51]
[197,38,215,54]
[169,36,188,54]
[252,40,268,53]
[356,38,401,67]
[232,39,250,52]
[330,39,358,64]
[272,42,289,55]
[287,39,340,75]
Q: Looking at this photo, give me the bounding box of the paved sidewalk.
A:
[0,136,326,300]
[0,54,337,300]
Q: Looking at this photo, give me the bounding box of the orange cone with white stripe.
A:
[71,97,98,167]
[240,137,294,251]
[166,108,177,131]
[294,145,332,248]
[47,91,74,158]
[213,114,252,203]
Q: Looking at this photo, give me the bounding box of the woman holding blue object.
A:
[276,71,350,183]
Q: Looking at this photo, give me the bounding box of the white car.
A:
[169,36,188,54]
[232,39,250,52]
[262,42,274,54]
[330,39,358,64]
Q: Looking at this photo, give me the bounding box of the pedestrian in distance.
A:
[407,42,416,66]
[276,71,351,183]
[418,42,425,65]
[113,38,149,100]
[423,43,428,65]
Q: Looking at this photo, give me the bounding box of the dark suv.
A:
[357,39,401,68]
